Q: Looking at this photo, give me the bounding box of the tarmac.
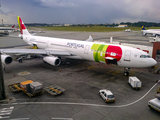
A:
[0,30,160,120]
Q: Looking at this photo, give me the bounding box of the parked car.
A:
[99,89,115,103]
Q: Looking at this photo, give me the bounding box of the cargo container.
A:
[20,80,33,92]
[30,82,43,95]
[128,77,142,89]
[20,80,43,97]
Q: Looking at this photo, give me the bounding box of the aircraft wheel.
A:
[123,72,129,76]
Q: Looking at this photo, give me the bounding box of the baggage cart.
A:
[8,83,22,92]
[44,84,66,96]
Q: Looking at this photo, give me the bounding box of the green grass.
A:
[29,26,160,32]
[144,27,160,29]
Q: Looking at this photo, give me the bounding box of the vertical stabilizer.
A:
[17,16,31,36]
[142,26,146,30]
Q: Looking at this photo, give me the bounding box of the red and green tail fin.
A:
[17,16,30,35]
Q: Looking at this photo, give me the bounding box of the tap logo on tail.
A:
[17,16,26,34]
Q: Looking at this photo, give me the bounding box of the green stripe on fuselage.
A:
[91,44,109,62]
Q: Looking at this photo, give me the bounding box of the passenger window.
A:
[147,55,151,58]
[101,92,104,94]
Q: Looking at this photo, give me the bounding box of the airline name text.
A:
[67,42,84,48]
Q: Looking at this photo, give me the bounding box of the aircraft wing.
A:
[0,49,71,56]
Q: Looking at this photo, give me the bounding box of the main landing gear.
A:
[123,68,130,76]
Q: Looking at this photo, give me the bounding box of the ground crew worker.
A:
[18,57,22,63]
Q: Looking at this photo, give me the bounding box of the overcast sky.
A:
[0,0,160,24]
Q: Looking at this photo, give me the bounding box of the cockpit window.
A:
[140,55,151,58]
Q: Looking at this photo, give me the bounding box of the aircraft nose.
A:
[150,58,157,66]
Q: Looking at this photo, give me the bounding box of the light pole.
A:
[2,19,3,26]
[0,53,6,100]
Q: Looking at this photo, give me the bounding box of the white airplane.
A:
[125,29,131,32]
[0,16,157,76]
[0,25,17,36]
[141,26,160,36]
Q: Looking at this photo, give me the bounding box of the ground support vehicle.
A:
[20,80,43,97]
[128,77,142,89]
[44,84,66,96]
[156,85,160,100]
[8,83,22,92]
[148,98,160,112]
[157,85,160,94]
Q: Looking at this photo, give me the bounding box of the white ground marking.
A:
[9,118,30,120]
[51,118,73,120]
[17,71,31,76]
[1,82,158,108]
[0,107,14,119]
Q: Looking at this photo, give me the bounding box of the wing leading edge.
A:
[0,49,71,56]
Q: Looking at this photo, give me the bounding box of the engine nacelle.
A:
[1,55,12,65]
[43,56,61,66]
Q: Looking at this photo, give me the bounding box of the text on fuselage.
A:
[67,42,84,48]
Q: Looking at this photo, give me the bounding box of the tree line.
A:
[24,21,160,27]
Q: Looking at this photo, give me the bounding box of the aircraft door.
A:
[47,41,49,47]
[84,45,90,54]
[124,50,131,61]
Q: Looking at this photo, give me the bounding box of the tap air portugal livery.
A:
[0,17,157,76]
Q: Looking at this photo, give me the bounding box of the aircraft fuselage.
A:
[23,34,156,68]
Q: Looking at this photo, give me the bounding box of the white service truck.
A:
[148,98,160,112]
[128,77,142,89]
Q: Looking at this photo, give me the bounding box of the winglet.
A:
[86,35,93,42]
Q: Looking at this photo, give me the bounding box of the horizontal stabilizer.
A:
[8,34,21,38]
[86,35,93,42]
[103,57,115,60]
[31,33,37,36]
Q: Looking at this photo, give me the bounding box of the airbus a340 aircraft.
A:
[0,25,16,36]
[0,17,157,76]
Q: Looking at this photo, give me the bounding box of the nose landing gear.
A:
[123,68,130,76]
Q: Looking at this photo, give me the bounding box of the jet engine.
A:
[43,56,61,66]
[1,55,12,65]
